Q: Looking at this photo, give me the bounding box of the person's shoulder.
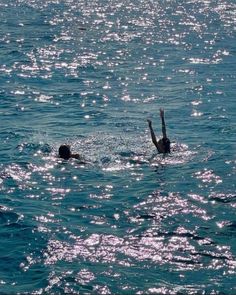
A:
[71,153,81,159]
[71,154,87,164]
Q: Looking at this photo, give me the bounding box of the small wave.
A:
[17,142,52,155]
[0,206,23,226]
[150,142,196,166]
[209,193,236,203]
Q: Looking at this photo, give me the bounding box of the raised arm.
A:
[160,108,167,139]
[147,119,162,153]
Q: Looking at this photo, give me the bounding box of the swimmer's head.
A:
[59,144,71,160]
[163,138,171,153]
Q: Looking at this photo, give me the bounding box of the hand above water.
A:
[160,108,164,118]
[147,119,152,126]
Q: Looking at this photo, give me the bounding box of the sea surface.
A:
[0,0,236,294]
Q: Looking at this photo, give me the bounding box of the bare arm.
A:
[160,108,167,139]
[71,153,86,164]
[147,119,162,153]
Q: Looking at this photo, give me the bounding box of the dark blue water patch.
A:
[0,225,41,272]
[1,48,28,65]
[224,221,236,231]
[0,209,20,225]
[212,221,236,242]
[0,262,50,294]
[17,142,52,156]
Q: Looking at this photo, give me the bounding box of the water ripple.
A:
[0,0,235,293]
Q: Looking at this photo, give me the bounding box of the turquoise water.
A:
[0,0,236,293]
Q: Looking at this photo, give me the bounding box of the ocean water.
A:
[0,0,236,294]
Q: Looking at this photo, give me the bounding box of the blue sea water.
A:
[0,0,236,293]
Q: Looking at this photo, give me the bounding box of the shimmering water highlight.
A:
[0,0,235,294]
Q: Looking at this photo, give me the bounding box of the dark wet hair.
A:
[58,145,71,159]
[163,138,171,153]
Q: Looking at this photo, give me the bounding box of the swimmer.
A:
[58,144,81,160]
[147,108,170,154]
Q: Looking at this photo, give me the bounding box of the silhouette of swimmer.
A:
[147,108,170,154]
[58,144,82,160]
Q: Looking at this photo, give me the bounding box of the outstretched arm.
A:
[147,119,162,153]
[160,108,167,139]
